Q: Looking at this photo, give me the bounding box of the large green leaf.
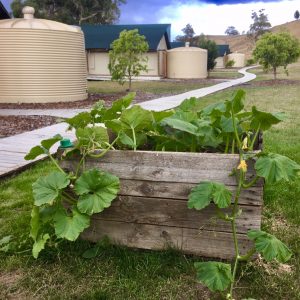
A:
[76,126,109,148]
[54,208,90,241]
[41,134,63,151]
[65,112,92,129]
[102,93,135,121]
[25,135,63,160]
[255,153,300,184]
[188,182,232,210]
[150,110,174,123]
[250,107,284,130]
[227,89,245,114]
[201,101,227,117]
[162,118,199,135]
[25,145,46,160]
[75,168,120,215]
[32,234,50,259]
[194,261,232,292]
[32,172,70,206]
[177,97,202,112]
[247,230,292,263]
[120,105,152,130]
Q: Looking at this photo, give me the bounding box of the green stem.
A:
[242,175,259,188]
[225,136,230,154]
[62,191,77,204]
[231,139,235,154]
[229,170,243,298]
[75,151,87,178]
[131,127,137,151]
[231,111,241,148]
[88,135,119,158]
[49,153,66,174]
[238,247,256,261]
[249,124,261,151]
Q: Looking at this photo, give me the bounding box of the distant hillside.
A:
[197,20,300,59]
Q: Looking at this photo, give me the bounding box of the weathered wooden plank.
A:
[93,195,261,234]
[82,219,254,259]
[61,150,261,186]
[118,179,263,206]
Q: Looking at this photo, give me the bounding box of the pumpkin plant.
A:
[187,90,300,299]
[25,89,299,300]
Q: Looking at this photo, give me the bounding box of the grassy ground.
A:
[87,68,241,95]
[0,64,300,299]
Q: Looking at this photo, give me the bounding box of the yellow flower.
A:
[237,160,247,172]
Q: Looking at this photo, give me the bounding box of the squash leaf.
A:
[188,182,232,210]
[32,172,70,206]
[250,106,284,130]
[75,168,120,215]
[194,261,232,291]
[65,112,92,129]
[32,234,50,259]
[255,153,300,184]
[54,208,90,241]
[247,230,292,263]
[76,126,109,148]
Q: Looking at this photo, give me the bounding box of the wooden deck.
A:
[0,123,75,178]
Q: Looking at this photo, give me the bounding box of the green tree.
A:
[175,23,195,43]
[253,32,300,79]
[294,10,300,20]
[108,29,149,91]
[249,9,271,40]
[198,34,218,73]
[11,0,125,25]
[225,26,239,36]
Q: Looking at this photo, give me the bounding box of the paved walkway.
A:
[0,66,256,177]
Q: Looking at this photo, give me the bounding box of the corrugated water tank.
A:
[167,44,207,79]
[0,6,87,103]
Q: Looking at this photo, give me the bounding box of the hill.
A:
[200,20,300,58]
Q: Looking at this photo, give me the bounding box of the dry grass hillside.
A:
[202,20,300,58]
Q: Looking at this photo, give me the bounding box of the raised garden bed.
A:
[61,150,263,260]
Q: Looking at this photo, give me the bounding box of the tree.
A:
[294,10,300,20]
[11,0,125,25]
[253,32,300,79]
[225,26,239,36]
[109,29,149,91]
[175,23,195,43]
[198,34,218,73]
[249,9,271,40]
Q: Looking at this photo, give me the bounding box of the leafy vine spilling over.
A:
[24,91,299,299]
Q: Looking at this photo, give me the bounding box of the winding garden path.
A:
[0,66,256,177]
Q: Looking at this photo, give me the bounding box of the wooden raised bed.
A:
[61,150,263,260]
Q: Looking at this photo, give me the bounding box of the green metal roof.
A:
[217,44,230,57]
[81,24,171,50]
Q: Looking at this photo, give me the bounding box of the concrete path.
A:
[0,66,256,177]
[0,123,74,177]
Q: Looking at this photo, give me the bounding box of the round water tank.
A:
[227,52,245,68]
[0,7,87,103]
[167,46,207,79]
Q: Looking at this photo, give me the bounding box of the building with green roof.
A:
[81,24,171,78]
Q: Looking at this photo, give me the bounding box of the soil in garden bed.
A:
[0,115,58,138]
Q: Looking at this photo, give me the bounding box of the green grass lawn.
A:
[0,64,300,299]
[209,68,243,79]
[87,80,213,95]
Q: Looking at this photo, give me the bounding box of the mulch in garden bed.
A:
[0,115,58,138]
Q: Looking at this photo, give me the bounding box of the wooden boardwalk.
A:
[0,123,75,178]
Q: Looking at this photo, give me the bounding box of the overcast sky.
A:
[2,0,299,38]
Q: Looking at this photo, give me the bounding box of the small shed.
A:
[81,24,171,78]
[167,44,207,79]
[0,6,87,103]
